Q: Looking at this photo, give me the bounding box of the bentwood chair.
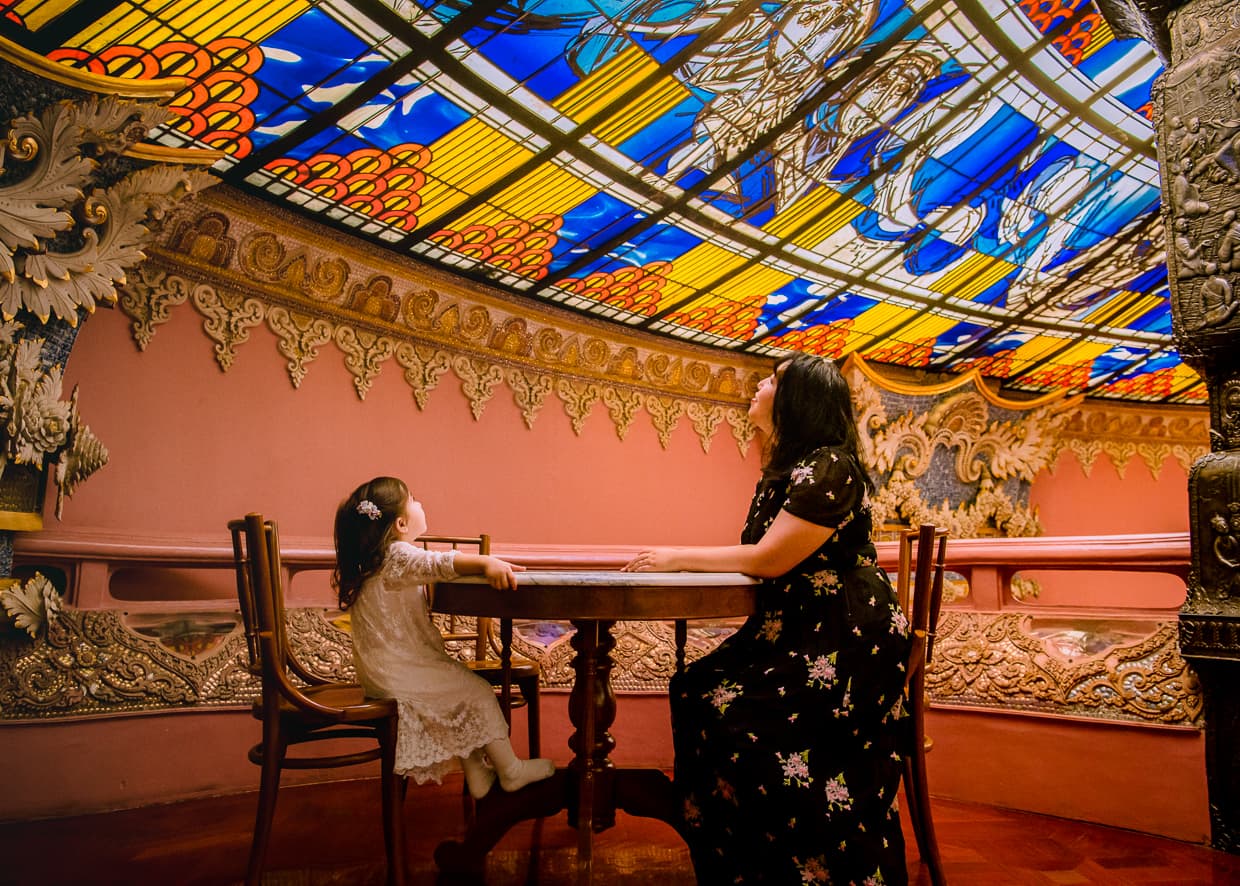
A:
[896,523,949,886]
[229,513,406,886]
[418,533,541,755]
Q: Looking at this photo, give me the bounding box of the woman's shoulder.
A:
[791,444,851,475]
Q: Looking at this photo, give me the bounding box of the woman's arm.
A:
[452,553,525,589]
[623,509,833,578]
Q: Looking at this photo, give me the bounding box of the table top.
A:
[431,570,759,620]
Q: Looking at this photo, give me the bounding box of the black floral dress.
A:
[671,445,912,885]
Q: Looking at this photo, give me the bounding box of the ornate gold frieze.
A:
[844,356,1077,537]
[925,610,1202,726]
[1,586,1201,728]
[1055,401,1209,478]
[120,188,763,455]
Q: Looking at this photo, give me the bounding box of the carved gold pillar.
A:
[1123,0,1240,852]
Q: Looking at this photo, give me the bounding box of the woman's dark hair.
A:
[764,354,873,491]
[333,476,410,610]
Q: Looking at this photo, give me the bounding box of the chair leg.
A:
[380,718,407,886]
[247,732,286,886]
[518,674,541,757]
[906,731,946,886]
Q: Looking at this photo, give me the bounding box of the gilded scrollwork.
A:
[335,325,397,400]
[925,611,1201,726]
[452,354,505,420]
[394,341,451,410]
[645,395,685,449]
[118,265,191,350]
[191,284,265,372]
[555,378,601,436]
[127,189,1211,470]
[506,367,553,429]
[601,385,644,441]
[686,401,726,453]
[844,359,1072,536]
[0,94,215,324]
[266,306,334,389]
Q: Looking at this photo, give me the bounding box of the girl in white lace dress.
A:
[333,476,555,798]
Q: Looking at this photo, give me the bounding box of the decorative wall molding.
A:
[121,188,763,455]
[926,611,1202,727]
[0,71,217,541]
[1055,401,1209,478]
[0,596,1200,728]
[119,186,1210,475]
[844,356,1077,537]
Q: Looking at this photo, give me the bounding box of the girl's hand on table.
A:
[483,557,524,589]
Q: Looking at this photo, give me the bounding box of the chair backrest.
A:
[416,533,494,661]
[897,523,949,678]
[229,513,337,714]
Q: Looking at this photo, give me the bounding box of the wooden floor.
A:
[2,776,1238,885]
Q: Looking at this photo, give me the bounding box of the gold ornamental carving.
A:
[0,588,1203,727]
[1056,402,1209,478]
[925,610,1202,726]
[122,188,760,454]
[843,356,1075,537]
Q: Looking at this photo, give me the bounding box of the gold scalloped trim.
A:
[1056,402,1208,478]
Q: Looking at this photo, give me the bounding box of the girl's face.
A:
[748,366,781,434]
[393,494,428,542]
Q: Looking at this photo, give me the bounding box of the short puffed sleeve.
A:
[782,446,864,529]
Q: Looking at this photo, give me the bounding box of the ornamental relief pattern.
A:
[1055,403,1209,479]
[122,191,1210,474]
[926,611,1202,727]
[0,600,1201,726]
[118,193,763,456]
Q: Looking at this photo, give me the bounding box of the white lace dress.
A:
[348,541,510,783]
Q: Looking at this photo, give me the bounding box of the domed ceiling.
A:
[1,0,1201,403]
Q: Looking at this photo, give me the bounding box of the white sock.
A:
[461,748,496,799]
[484,738,556,793]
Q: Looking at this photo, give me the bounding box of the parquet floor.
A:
[2,777,1238,885]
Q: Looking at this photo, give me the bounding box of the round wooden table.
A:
[430,570,759,885]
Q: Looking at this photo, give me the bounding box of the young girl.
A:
[333,476,555,798]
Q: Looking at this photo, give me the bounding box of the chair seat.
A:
[251,682,398,724]
[465,658,540,678]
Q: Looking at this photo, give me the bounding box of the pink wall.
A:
[1021,449,1191,609]
[5,302,1210,840]
[51,303,761,548]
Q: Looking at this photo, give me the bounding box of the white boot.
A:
[484,738,555,792]
[461,748,497,799]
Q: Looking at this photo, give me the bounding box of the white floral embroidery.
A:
[790,464,814,485]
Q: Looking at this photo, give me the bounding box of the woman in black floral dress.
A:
[625,354,911,885]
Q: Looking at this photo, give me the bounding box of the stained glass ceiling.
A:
[1,0,1203,403]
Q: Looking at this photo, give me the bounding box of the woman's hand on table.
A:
[622,548,678,572]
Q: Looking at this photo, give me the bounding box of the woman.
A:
[625,354,911,884]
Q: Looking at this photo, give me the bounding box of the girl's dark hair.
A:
[764,354,873,492]
[333,476,410,610]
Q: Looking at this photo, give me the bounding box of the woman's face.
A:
[748,367,780,434]
[394,494,428,542]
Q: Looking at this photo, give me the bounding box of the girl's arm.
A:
[622,509,834,578]
[452,553,525,589]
